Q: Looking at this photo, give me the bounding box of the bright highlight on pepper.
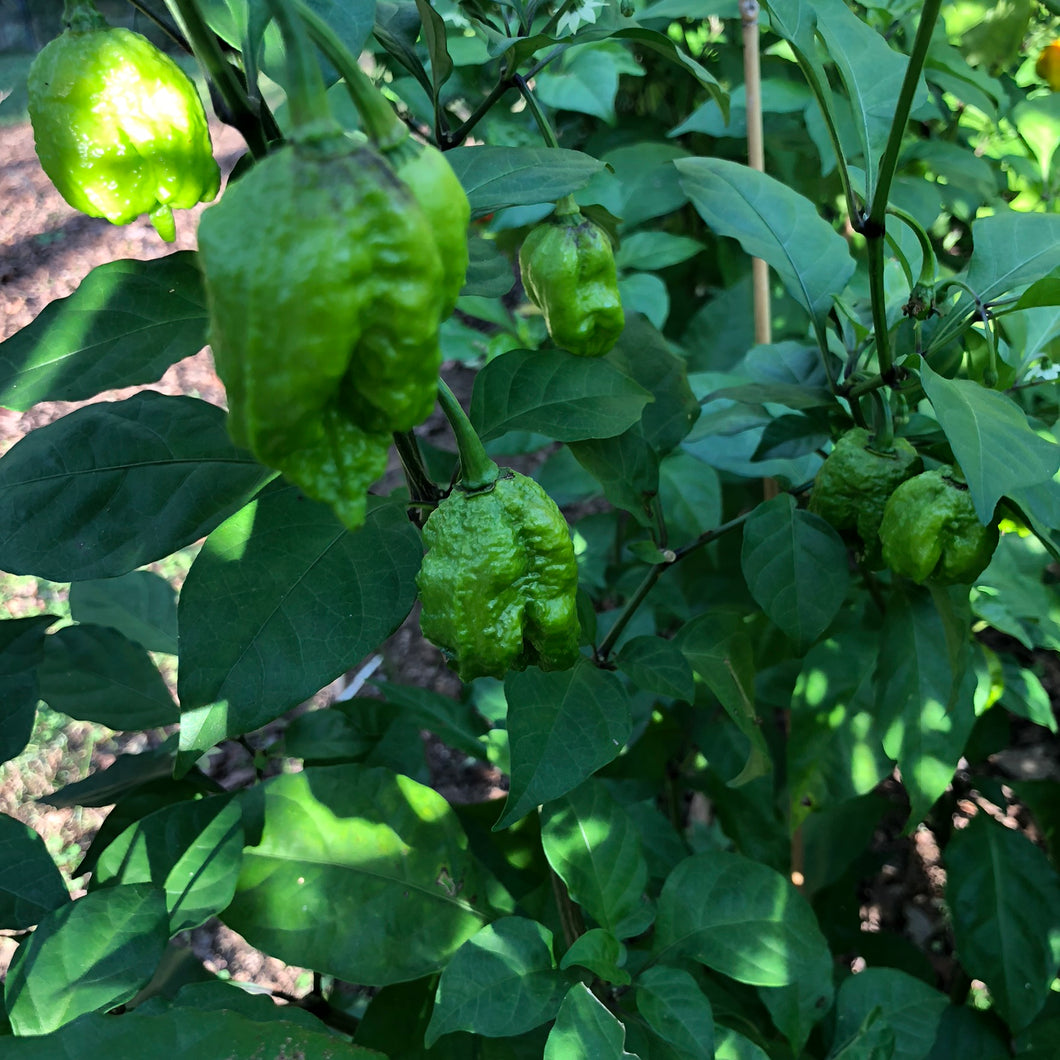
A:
[1036,40,1060,91]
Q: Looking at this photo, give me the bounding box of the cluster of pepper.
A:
[810,428,999,585]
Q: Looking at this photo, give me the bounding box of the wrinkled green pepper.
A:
[519,208,625,357]
[417,470,582,681]
[879,468,1000,585]
[197,139,444,529]
[809,428,921,563]
[27,0,219,242]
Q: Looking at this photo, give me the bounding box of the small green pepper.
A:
[417,470,582,681]
[27,0,220,242]
[519,206,624,357]
[879,467,999,585]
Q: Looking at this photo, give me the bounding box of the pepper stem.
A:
[869,390,895,452]
[293,0,409,151]
[437,380,499,492]
[62,0,104,31]
[264,0,340,144]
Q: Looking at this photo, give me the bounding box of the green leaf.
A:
[0,394,272,581]
[740,494,849,650]
[470,349,651,442]
[927,1006,1011,1060]
[41,736,178,808]
[568,428,660,525]
[536,41,643,123]
[832,968,947,1060]
[0,615,56,765]
[676,157,855,328]
[874,584,978,826]
[497,661,632,829]
[92,796,244,934]
[223,765,494,985]
[0,1008,378,1059]
[998,660,1056,733]
[930,212,1060,352]
[560,928,630,985]
[447,147,606,216]
[37,624,178,730]
[374,1,433,98]
[715,1025,771,1060]
[413,0,452,103]
[919,362,1060,523]
[812,0,926,205]
[945,812,1060,1031]
[614,635,696,701]
[615,232,704,271]
[463,237,516,298]
[375,682,490,761]
[675,614,771,786]
[636,965,714,1059]
[759,944,835,1054]
[607,315,701,453]
[653,850,830,987]
[659,450,722,544]
[0,812,69,930]
[178,491,421,750]
[544,982,640,1059]
[0,254,206,412]
[68,572,178,655]
[540,779,652,939]
[426,917,567,1045]
[3,883,169,1035]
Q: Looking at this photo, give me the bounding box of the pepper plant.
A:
[2,0,1060,1055]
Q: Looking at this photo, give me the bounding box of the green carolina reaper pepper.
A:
[879,467,1000,585]
[417,470,582,682]
[809,428,921,560]
[519,205,625,357]
[197,138,445,530]
[27,0,219,242]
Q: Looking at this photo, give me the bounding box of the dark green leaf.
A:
[920,361,1060,523]
[874,584,977,826]
[568,428,659,525]
[93,796,244,934]
[470,349,651,442]
[832,968,947,1060]
[0,393,272,581]
[615,635,696,701]
[413,0,452,102]
[375,682,489,760]
[945,812,1060,1031]
[498,661,632,829]
[68,572,178,655]
[223,765,494,986]
[426,917,567,1045]
[540,779,652,939]
[40,736,178,808]
[559,929,630,985]
[676,157,855,327]
[447,147,606,216]
[0,254,206,412]
[374,1,433,98]
[740,494,849,649]
[614,231,704,271]
[178,491,421,751]
[462,237,516,298]
[0,615,56,765]
[653,851,830,987]
[0,1008,376,1059]
[544,983,639,1058]
[0,813,69,930]
[3,883,169,1035]
[37,624,178,730]
[928,1006,1011,1060]
[637,965,714,1060]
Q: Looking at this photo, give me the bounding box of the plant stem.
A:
[294,1,408,149]
[868,0,942,229]
[63,0,104,30]
[393,431,442,518]
[263,0,338,143]
[168,0,273,158]
[549,867,584,950]
[514,74,560,148]
[436,380,499,492]
[866,229,894,379]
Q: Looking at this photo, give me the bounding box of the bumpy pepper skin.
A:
[197,139,444,528]
[519,212,625,357]
[879,468,1000,585]
[809,428,921,558]
[27,20,220,242]
[417,471,582,681]
[389,141,470,317]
